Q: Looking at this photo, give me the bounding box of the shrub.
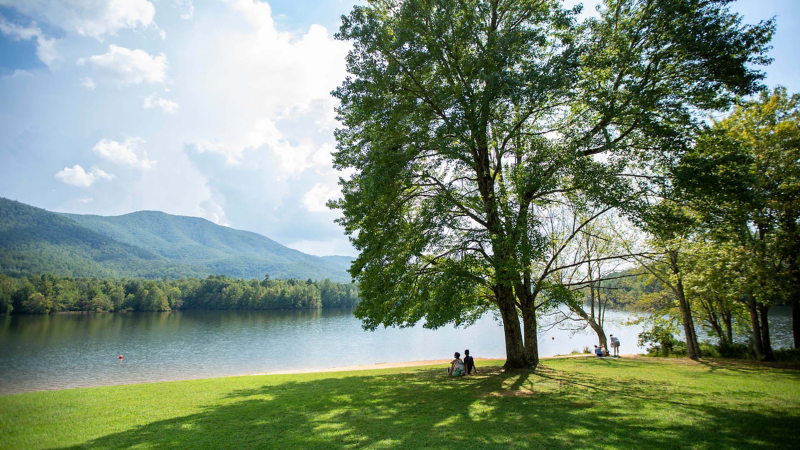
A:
[699,341,720,358]
[774,348,800,362]
[670,341,688,356]
[716,341,756,359]
[639,319,681,356]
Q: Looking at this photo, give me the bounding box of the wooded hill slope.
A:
[0,198,353,282]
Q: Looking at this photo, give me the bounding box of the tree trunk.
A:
[758,305,776,362]
[669,250,700,359]
[793,297,800,349]
[496,285,530,369]
[785,217,800,349]
[590,320,608,349]
[521,302,539,368]
[723,310,733,344]
[708,319,724,343]
[702,299,725,342]
[748,296,763,358]
[676,282,701,360]
[569,301,607,348]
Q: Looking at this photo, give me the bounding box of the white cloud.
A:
[81,77,96,89]
[143,94,179,113]
[54,165,114,187]
[174,0,354,254]
[174,0,194,19]
[0,0,157,41]
[78,45,168,85]
[1,69,34,79]
[0,17,59,67]
[303,182,339,212]
[199,198,230,226]
[92,137,157,169]
[311,143,335,167]
[78,197,93,203]
[185,0,349,166]
[192,120,322,175]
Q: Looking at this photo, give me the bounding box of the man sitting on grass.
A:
[448,352,466,376]
[464,349,478,375]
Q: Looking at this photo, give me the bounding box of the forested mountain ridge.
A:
[0,197,203,279]
[0,198,354,282]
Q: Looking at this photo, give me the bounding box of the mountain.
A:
[0,198,354,282]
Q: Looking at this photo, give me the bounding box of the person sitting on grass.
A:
[448,352,466,376]
[464,349,478,375]
[594,345,603,357]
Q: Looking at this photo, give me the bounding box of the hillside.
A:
[0,198,354,282]
[64,210,354,282]
[0,198,203,279]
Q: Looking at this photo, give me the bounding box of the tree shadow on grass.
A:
[60,366,799,450]
[637,356,800,375]
[694,358,800,377]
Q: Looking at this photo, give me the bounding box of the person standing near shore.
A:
[610,335,620,357]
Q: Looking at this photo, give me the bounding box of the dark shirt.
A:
[464,355,475,374]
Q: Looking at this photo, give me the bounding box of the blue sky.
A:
[0,0,798,257]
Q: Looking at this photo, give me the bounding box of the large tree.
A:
[332,0,773,368]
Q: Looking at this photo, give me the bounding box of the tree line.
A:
[622,87,800,361]
[0,274,359,314]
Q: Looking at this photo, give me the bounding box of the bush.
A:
[716,341,756,359]
[699,341,720,358]
[670,341,688,356]
[774,348,800,362]
[639,319,681,356]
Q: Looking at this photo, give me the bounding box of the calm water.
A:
[0,307,793,395]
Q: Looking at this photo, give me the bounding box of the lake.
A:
[0,307,793,395]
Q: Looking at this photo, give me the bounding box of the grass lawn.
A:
[1,356,799,449]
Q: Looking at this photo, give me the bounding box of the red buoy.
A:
[119,355,123,359]
[551,337,554,340]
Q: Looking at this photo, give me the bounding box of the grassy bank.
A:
[1,357,799,449]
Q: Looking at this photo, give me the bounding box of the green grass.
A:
[1,357,799,449]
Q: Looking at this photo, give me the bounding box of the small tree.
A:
[547,207,642,348]
[682,240,748,344]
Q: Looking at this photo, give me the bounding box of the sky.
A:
[0,0,798,257]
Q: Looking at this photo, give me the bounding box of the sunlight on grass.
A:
[0,358,798,449]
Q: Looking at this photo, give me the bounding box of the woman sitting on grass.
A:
[448,352,466,376]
